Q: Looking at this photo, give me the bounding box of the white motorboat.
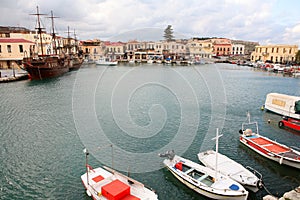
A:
[198,128,262,192]
[159,151,248,200]
[95,57,118,66]
[264,93,300,119]
[198,150,263,192]
[81,149,158,200]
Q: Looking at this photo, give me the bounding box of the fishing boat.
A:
[159,150,248,200]
[198,128,262,192]
[22,7,69,80]
[95,57,118,66]
[81,149,158,200]
[239,113,300,169]
[198,150,263,192]
[264,93,300,119]
[278,116,300,132]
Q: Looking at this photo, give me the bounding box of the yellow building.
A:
[0,38,34,68]
[187,38,213,58]
[79,39,104,61]
[251,44,298,63]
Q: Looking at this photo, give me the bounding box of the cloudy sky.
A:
[1,0,300,46]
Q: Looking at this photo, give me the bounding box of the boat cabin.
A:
[264,93,300,119]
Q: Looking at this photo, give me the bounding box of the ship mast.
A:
[67,26,71,54]
[31,6,47,55]
[47,11,59,55]
[73,29,78,54]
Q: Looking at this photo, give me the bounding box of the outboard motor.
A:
[159,150,175,160]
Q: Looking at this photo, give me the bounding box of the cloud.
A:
[0,0,300,46]
[283,23,300,45]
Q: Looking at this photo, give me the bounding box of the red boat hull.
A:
[239,134,300,169]
[278,117,300,132]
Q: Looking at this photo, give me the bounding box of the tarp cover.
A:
[295,100,300,114]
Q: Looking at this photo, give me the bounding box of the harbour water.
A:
[0,63,299,199]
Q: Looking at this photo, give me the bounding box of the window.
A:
[7,45,11,53]
[19,45,24,53]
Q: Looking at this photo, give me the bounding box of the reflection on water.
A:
[0,63,299,199]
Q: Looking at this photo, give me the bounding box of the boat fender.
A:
[86,190,92,197]
[239,129,243,134]
[257,179,263,189]
[229,184,239,191]
[278,121,284,128]
[175,162,183,171]
[279,156,283,165]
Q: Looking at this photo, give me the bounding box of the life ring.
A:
[278,121,284,128]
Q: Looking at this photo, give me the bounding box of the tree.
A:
[163,25,174,41]
[296,50,300,64]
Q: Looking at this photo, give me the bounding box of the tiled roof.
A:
[0,38,34,43]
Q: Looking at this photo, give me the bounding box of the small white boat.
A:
[128,60,135,65]
[159,151,248,200]
[147,59,154,64]
[83,58,95,64]
[264,93,300,119]
[198,150,262,192]
[239,113,300,169]
[81,149,158,200]
[198,128,262,192]
[95,57,118,66]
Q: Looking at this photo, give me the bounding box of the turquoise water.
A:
[0,63,299,199]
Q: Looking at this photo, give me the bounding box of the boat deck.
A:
[247,136,300,160]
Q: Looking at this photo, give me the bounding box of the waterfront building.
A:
[105,41,126,61]
[231,44,245,55]
[211,38,232,56]
[232,40,259,56]
[156,40,188,60]
[0,38,34,69]
[79,39,104,61]
[187,38,213,60]
[251,44,298,63]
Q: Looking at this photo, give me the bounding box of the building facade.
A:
[211,38,232,56]
[231,44,245,55]
[0,38,34,68]
[251,44,298,63]
[187,38,213,59]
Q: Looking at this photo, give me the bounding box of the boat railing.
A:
[245,166,263,180]
[242,112,259,134]
[103,166,146,188]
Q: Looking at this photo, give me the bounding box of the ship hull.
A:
[23,56,69,80]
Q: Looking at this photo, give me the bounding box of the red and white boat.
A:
[81,149,158,200]
[278,116,300,132]
[239,113,300,169]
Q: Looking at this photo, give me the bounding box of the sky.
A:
[1,0,300,46]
